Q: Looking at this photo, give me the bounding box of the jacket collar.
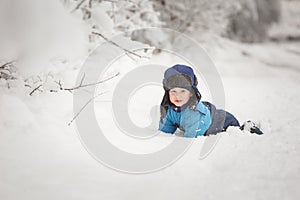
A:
[167,100,207,115]
[170,102,190,112]
[195,101,208,115]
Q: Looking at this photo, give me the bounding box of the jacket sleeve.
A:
[159,113,177,134]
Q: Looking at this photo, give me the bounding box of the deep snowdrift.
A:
[1,35,299,199]
[1,1,300,199]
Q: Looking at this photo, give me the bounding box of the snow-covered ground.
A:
[1,1,300,200]
[1,37,299,199]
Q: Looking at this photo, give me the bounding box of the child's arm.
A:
[159,116,177,134]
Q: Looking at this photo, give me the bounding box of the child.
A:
[159,64,263,138]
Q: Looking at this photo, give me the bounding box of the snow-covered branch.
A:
[59,72,120,92]
[92,32,149,59]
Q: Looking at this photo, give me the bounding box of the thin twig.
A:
[92,32,149,59]
[29,84,42,96]
[80,73,86,86]
[24,84,31,88]
[111,1,116,24]
[55,80,63,90]
[88,0,93,8]
[68,91,108,126]
[71,0,86,13]
[63,72,120,91]
[125,52,136,61]
[0,61,15,69]
[103,0,137,4]
[82,7,92,19]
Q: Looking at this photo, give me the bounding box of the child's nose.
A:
[174,93,179,98]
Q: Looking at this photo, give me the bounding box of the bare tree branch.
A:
[79,73,86,86]
[92,32,149,59]
[68,91,108,126]
[55,80,63,90]
[88,0,93,8]
[29,84,42,96]
[71,0,86,13]
[63,72,120,91]
[0,61,15,69]
[82,7,92,20]
[103,0,137,4]
[67,71,120,126]
[24,84,31,88]
[111,1,116,23]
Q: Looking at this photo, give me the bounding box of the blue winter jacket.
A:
[159,101,212,138]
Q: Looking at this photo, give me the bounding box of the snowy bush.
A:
[0,61,17,81]
[0,0,89,77]
[268,0,300,42]
[0,0,283,94]
[63,0,162,42]
[0,0,161,93]
[153,0,281,43]
[226,0,281,43]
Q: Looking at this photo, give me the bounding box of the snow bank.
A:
[0,1,300,200]
[0,0,89,77]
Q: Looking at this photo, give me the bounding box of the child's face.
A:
[169,87,193,107]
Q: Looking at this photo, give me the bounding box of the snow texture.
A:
[0,1,300,200]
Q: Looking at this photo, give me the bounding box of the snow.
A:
[0,0,89,77]
[269,0,300,41]
[1,2,300,200]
